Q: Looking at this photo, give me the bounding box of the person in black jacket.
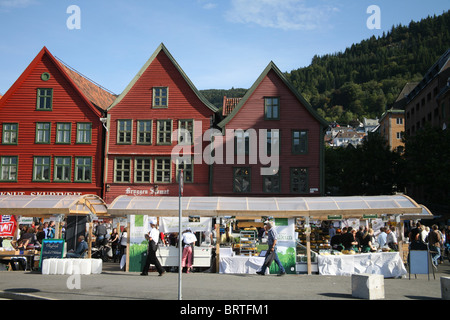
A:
[330,229,344,251]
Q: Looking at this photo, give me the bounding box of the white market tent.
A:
[108,194,432,274]
[0,194,108,258]
[0,194,108,217]
[107,194,428,219]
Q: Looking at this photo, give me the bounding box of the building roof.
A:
[56,59,116,111]
[0,47,112,117]
[218,61,329,129]
[107,43,217,113]
[379,108,405,122]
[222,96,242,116]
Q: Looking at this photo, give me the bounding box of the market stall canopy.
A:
[107,195,425,219]
[400,204,434,220]
[0,194,108,217]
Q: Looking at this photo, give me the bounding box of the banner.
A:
[159,217,212,233]
[270,218,296,274]
[0,215,17,237]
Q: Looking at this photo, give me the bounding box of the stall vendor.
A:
[182,228,197,273]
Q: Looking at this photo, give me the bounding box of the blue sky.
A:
[0,0,449,95]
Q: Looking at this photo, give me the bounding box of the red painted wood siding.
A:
[105,50,215,203]
[0,53,104,196]
[212,69,322,196]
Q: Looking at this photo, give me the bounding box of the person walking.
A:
[257,221,286,276]
[428,224,442,269]
[141,219,165,276]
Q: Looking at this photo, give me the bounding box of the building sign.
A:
[125,187,170,196]
[0,215,17,237]
[0,191,83,196]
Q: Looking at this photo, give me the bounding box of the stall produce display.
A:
[239,230,257,256]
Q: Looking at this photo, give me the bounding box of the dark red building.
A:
[103,44,218,204]
[212,62,328,197]
[0,47,115,197]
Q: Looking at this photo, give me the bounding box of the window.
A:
[233,167,251,193]
[2,123,18,145]
[153,87,168,108]
[117,120,132,144]
[135,158,152,183]
[0,156,18,182]
[76,123,92,144]
[178,120,194,145]
[54,157,71,182]
[74,157,92,182]
[396,132,402,140]
[114,158,131,183]
[290,168,308,194]
[263,169,280,193]
[56,123,71,144]
[154,158,171,183]
[36,88,53,110]
[36,123,51,144]
[235,130,250,155]
[137,120,152,145]
[33,156,51,182]
[292,130,308,154]
[264,97,280,120]
[176,158,193,183]
[396,118,403,125]
[157,120,172,145]
[266,129,280,156]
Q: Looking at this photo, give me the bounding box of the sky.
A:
[0,0,449,96]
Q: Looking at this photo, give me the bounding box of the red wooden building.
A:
[0,47,115,197]
[103,44,218,204]
[212,61,328,197]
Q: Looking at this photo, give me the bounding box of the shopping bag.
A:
[263,250,275,268]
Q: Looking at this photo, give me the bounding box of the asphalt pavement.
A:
[1,257,449,301]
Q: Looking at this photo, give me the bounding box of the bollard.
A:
[352,273,385,300]
[441,276,450,300]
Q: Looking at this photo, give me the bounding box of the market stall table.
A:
[0,250,38,271]
[317,252,407,278]
[219,255,268,274]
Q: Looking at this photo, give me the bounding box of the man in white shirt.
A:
[141,219,165,276]
[386,226,398,251]
[181,228,197,273]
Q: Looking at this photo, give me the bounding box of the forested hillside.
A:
[201,11,450,124]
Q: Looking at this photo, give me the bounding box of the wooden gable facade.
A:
[104,44,218,204]
[0,47,115,197]
[212,62,328,197]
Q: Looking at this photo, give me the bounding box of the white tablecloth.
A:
[317,252,407,278]
[219,256,268,274]
[41,258,102,275]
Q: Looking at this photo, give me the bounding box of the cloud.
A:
[225,0,338,31]
[197,0,218,10]
[0,0,37,8]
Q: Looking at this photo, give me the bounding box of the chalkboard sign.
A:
[39,239,65,268]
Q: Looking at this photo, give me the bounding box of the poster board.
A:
[409,250,431,280]
[39,239,65,268]
[270,218,296,274]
